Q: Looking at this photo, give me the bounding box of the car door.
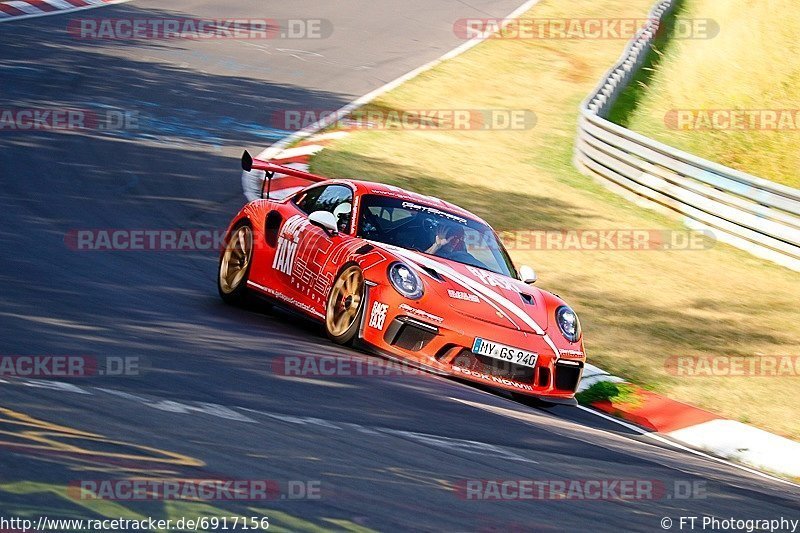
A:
[269,184,355,317]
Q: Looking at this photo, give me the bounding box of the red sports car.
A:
[218,151,586,404]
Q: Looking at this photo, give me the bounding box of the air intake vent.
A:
[384,317,438,351]
[421,266,443,281]
[355,244,374,254]
[555,362,583,392]
[519,293,535,306]
[537,367,550,387]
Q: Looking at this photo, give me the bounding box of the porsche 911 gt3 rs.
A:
[219,151,586,404]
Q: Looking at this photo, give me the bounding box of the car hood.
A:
[373,243,550,334]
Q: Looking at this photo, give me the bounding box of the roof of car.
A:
[337,179,489,225]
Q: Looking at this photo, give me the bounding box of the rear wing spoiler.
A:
[241,150,327,200]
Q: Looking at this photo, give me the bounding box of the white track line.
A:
[447,388,799,488]
[252,0,542,161]
[244,0,542,199]
[42,0,79,9]
[5,1,41,14]
[577,406,800,488]
[0,0,132,24]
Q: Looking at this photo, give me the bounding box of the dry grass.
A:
[620,0,800,188]
[310,0,800,439]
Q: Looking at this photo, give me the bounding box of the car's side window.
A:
[294,186,325,214]
[294,184,354,233]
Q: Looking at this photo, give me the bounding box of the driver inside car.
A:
[333,202,352,233]
[424,221,489,269]
[426,222,467,258]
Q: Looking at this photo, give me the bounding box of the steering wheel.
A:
[362,208,385,235]
[423,217,438,236]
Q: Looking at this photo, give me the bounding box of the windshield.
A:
[357,194,517,278]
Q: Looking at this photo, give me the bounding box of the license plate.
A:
[472,338,538,368]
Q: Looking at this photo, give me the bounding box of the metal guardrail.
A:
[574,0,800,272]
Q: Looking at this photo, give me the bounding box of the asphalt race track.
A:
[1,1,799,531]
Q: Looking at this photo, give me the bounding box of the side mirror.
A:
[308,211,339,235]
[519,265,537,284]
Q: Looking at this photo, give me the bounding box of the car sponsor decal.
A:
[368,301,389,330]
[401,201,467,225]
[271,215,391,314]
[452,365,533,391]
[378,245,561,359]
[398,303,444,323]
[246,280,325,319]
[368,242,519,328]
[369,185,444,207]
[559,349,585,358]
[272,215,308,276]
[447,289,479,303]
[387,247,523,331]
[465,265,516,291]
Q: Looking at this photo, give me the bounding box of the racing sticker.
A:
[371,184,443,208]
[398,303,443,323]
[447,289,480,303]
[452,365,533,391]
[368,301,389,330]
[401,201,467,225]
[273,215,308,276]
[466,265,515,291]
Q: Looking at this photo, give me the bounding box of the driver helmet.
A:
[440,221,466,251]
[333,202,352,232]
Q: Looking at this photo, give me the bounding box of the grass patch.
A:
[309,0,800,439]
[613,0,800,188]
[576,381,638,406]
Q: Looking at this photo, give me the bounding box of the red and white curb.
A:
[578,367,800,479]
[242,133,346,201]
[0,0,130,23]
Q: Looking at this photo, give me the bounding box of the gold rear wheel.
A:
[218,224,253,302]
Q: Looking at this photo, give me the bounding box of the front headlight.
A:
[388,262,424,299]
[556,306,581,342]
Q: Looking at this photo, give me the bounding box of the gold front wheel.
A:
[325,265,364,344]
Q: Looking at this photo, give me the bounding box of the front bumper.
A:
[359,284,585,400]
